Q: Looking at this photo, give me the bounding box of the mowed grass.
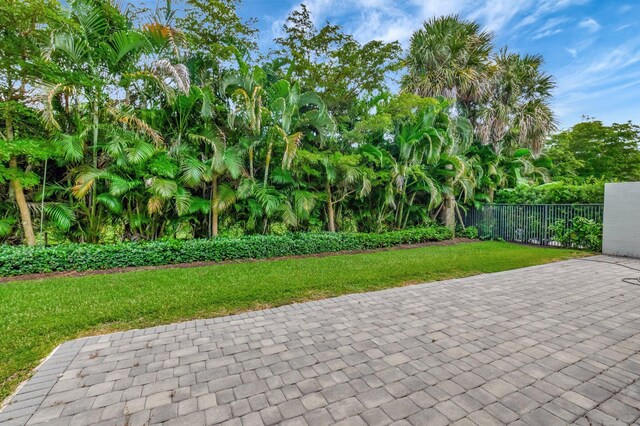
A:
[0,241,582,401]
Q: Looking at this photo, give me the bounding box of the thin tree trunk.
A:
[263,144,272,186]
[10,157,36,246]
[90,99,99,242]
[440,166,456,234]
[6,109,36,246]
[326,180,335,232]
[402,193,416,229]
[396,197,405,229]
[210,175,219,237]
[249,147,254,179]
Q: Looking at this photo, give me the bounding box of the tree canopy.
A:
[545,120,640,182]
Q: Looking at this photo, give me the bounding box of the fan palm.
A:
[477,50,556,153]
[402,15,492,116]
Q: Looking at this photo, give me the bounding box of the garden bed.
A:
[0,227,452,277]
[0,237,477,283]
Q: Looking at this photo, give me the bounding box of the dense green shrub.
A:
[494,181,604,204]
[456,226,479,239]
[549,217,602,251]
[0,227,453,277]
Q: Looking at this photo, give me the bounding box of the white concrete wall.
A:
[603,182,640,258]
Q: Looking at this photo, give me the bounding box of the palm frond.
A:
[97,193,123,214]
[216,183,237,213]
[153,59,190,93]
[0,218,16,237]
[149,178,178,199]
[44,203,76,231]
[58,134,84,163]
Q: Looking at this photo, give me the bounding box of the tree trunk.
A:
[326,180,336,232]
[440,165,456,234]
[249,147,254,179]
[6,109,36,246]
[396,198,404,229]
[402,193,416,230]
[89,99,99,242]
[263,143,272,186]
[9,157,36,246]
[440,194,456,233]
[210,175,219,237]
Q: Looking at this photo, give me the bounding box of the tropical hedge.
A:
[0,226,453,277]
[494,181,605,204]
[2,2,556,248]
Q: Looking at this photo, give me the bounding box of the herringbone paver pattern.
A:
[2,255,640,425]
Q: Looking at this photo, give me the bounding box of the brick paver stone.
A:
[1,255,640,425]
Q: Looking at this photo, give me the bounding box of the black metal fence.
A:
[463,204,604,246]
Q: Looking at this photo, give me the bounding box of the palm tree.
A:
[182,127,244,237]
[419,100,474,230]
[1,0,64,245]
[402,15,492,118]
[263,79,335,185]
[477,50,556,153]
[469,144,548,204]
[42,0,156,242]
[221,63,267,179]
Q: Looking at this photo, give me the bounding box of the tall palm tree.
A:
[182,127,244,237]
[477,50,557,153]
[402,15,492,118]
[221,63,266,179]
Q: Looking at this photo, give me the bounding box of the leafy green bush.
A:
[0,227,453,277]
[457,226,479,239]
[549,217,602,251]
[494,181,604,204]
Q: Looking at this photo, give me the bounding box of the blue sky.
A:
[236,0,640,129]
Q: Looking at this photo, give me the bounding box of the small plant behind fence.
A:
[463,204,604,248]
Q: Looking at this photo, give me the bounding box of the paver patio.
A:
[2,255,640,426]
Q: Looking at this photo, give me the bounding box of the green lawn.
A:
[0,241,582,401]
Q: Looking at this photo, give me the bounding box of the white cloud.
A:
[616,23,634,31]
[515,0,588,29]
[552,36,640,123]
[578,17,601,33]
[531,17,571,39]
[566,48,578,58]
[267,0,590,47]
[468,0,535,33]
[619,4,633,13]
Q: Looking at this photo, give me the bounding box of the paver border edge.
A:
[0,339,90,424]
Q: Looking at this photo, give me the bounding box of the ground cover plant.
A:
[0,241,583,400]
[0,226,452,276]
